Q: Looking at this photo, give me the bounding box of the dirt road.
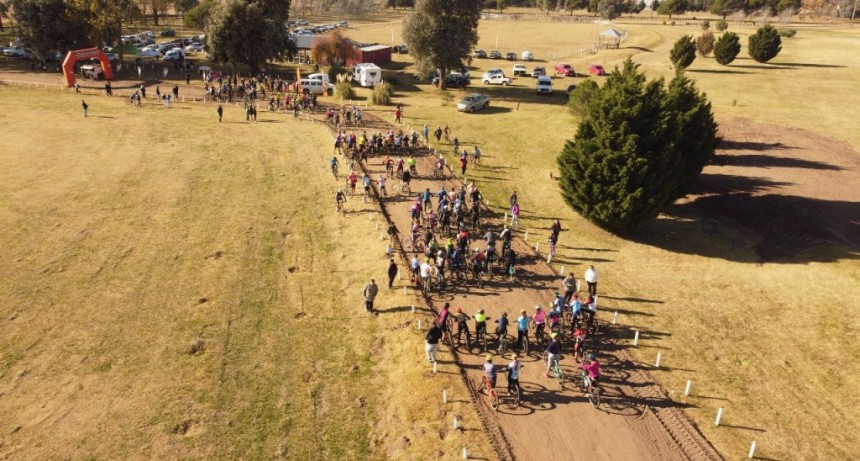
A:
[322,111,722,461]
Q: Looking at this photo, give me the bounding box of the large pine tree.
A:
[557,59,718,233]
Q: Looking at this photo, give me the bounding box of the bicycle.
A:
[479,375,499,411]
[546,353,565,389]
[397,180,411,195]
[331,163,338,179]
[422,275,432,296]
[519,331,530,355]
[497,332,508,355]
[476,325,488,352]
[504,373,521,410]
[408,233,424,253]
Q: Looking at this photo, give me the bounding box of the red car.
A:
[554,63,576,76]
[589,64,606,76]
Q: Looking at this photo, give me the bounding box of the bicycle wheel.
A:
[523,336,529,355]
[497,336,507,355]
[480,333,487,352]
[555,364,565,389]
[505,386,520,410]
[489,389,499,411]
[588,388,601,408]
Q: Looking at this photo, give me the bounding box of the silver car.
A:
[457,93,491,113]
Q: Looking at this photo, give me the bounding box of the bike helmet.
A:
[478,309,484,313]
[551,333,558,339]
[588,352,596,361]
[485,355,493,361]
[535,305,542,310]
[511,354,518,359]
[520,309,526,314]
[456,307,463,313]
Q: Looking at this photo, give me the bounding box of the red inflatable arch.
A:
[62,48,114,88]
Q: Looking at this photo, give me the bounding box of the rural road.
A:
[323,110,723,461]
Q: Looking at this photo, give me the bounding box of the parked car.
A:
[536,75,553,94]
[505,52,517,61]
[296,19,309,26]
[81,64,104,80]
[338,20,348,28]
[394,44,408,54]
[554,63,576,76]
[138,48,162,58]
[531,66,547,78]
[589,64,606,76]
[512,63,528,76]
[521,50,534,61]
[164,49,185,61]
[489,50,502,59]
[483,73,512,85]
[3,47,31,59]
[185,42,205,53]
[433,72,470,88]
[473,49,487,59]
[457,93,491,112]
[482,68,504,79]
[300,78,334,95]
[160,29,176,37]
[565,84,577,99]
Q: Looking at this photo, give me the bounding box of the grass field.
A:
[1,11,858,461]
[346,17,860,460]
[0,88,496,460]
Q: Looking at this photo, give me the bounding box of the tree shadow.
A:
[624,46,653,52]
[777,62,846,69]
[687,68,753,75]
[712,153,844,171]
[717,139,796,151]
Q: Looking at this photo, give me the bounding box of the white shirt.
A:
[585,267,598,283]
[420,263,432,278]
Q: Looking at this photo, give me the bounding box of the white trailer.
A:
[352,63,382,87]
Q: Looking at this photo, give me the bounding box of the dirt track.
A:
[323,110,722,461]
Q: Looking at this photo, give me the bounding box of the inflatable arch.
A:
[62,48,114,88]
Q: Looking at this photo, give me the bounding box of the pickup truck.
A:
[482,73,512,86]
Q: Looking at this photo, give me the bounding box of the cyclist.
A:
[423,124,430,143]
[453,137,459,153]
[562,273,576,303]
[396,156,405,178]
[410,255,420,284]
[515,309,529,351]
[455,307,471,345]
[474,309,488,342]
[401,169,412,190]
[419,258,433,288]
[435,156,446,178]
[581,352,601,393]
[438,302,451,332]
[551,292,566,316]
[472,248,486,284]
[472,146,481,164]
[507,354,523,395]
[384,156,394,177]
[500,226,512,247]
[387,223,399,246]
[362,173,371,197]
[330,156,339,177]
[422,188,433,213]
[569,292,583,333]
[378,174,387,196]
[347,171,358,195]
[335,189,346,213]
[407,155,417,176]
[495,312,509,345]
[572,321,589,361]
[483,354,497,389]
[504,246,516,280]
[532,305,547,345]
[544,332,562,378]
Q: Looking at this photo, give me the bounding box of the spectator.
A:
[363,279,379,313]
[425,324,443,362]
[81,99,88,117]
[387,258,398,289]
[585,265,598,296]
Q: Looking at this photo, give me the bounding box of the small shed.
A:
[348,44,392,67]
[598,28,625,49]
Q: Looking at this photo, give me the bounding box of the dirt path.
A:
[319,110,722,461]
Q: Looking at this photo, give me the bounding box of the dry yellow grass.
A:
[343,18,860,460]
[0,87,494,460]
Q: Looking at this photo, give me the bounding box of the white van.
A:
[352,63,382,87]
[536,75,552,94]
[300,78,334,95]
[521,50,534,61]
[307,73,331,85]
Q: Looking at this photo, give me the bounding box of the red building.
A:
[347,45,392,67]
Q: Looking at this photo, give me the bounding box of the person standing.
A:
[422,124,429,143]
[387,258,398,289]
[509,191,518,214]
[394,106,402,123]
[511,202,520,230]
[186,72,191,85]
[507,354,523,395]
[425,323,443,362]
[173,84,179,99]
[362,279,379,313]
[81,99,88,117]
[140,85,146,99]
[562,273,576,302]
[217,104,223,122]
[585,265,598,296]
[459,155,468,176]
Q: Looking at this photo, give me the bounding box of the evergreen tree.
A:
[556,58,717,233]
[402,0,482,90]
[748,24,782,63]
[670,35,696,69]
[713,31,741,65]
[657,0,686,17]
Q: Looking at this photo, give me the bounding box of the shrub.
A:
[778,27,796,37]
[748,24,782,63]
[556,58,718,233]
[670,35,697,69]
[334,80,355,100]
[327,64,345,83]
[714,31,741,65]
[716,20,728,31]
[701,19,711,30]
[371,82,394,105]
[697,31,715,56]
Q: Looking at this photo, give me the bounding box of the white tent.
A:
[598,28,625,48]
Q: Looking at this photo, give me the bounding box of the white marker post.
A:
[404,286,408,295]
[748,441,757,459]
[633,330,640,346]
[443,389,448,404]
[715,407,724,426]
[685,380,693,396]
[411,305,416,313]
[462,447,468,459]
[547,254,552,264]
[418,319,423,329]
[655,352,662,368]
[375,222,379,230]
[432,361,437,374]
[560,266,565,275]
[453,417,460,430]
[524,231,529,241]
[504,212,508,223]
[535,242,540,253]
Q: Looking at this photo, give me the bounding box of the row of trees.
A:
[670,24,782,70]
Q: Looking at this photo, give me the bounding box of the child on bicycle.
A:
[455,307,471,345]
[495,312,509,344]
[544,333,562,378]
[507,354,523,394]
[580,352,601,392]
[532,305,547,344]
[474,309,488,341]
[483,355,497,389]
[335,190,346,212]
[515,310,529,350]
[438,302,451,332]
